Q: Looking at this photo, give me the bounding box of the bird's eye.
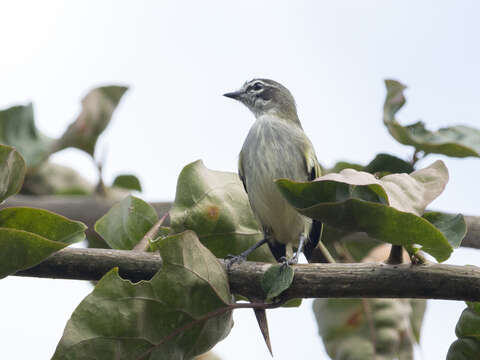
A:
[252,83,263,91]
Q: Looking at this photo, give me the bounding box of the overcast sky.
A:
[1,1,479,359]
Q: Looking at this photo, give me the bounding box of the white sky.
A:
[0,1,479,359]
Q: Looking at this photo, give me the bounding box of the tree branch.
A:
[14,247,480,301]
[2,195,480,250]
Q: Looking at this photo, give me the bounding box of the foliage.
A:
[0,78,479,360]
[314,297,426,360]
[170,160,275,262]
[112,174,142,192]
[0,145,26,202]
[95,195,158,250]
[53,231,233,360]
[0,85,128,195]
[0,145,86,278]
[447,302,480,359]
[261,264,294,300]
[383,80,480,158]
[276,161,466,262]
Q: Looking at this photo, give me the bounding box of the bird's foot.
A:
[225,254,247,269]
[279,254,299,268]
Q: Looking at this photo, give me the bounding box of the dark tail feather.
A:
[304,220,328,263]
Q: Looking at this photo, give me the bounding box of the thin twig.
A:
[133,212,169,252]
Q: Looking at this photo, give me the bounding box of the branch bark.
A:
[14,247,480,301]
[2,195,480,249]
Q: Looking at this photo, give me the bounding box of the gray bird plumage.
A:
[225,79,322,263]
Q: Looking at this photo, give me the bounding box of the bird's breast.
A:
[240,117,311,244]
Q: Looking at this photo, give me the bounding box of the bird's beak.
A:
[223,89,244,100]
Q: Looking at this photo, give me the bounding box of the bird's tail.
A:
[304,220,329,263]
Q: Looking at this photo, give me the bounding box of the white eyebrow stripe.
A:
[246,79,280,90]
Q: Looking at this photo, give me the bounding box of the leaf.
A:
[0,207,87,244]
[447,305,480,360]
[0,145,25,202]
[261,264,294,300]
[276,161,455,262]
[364,153,415,175]
[327,161,364,174]
[0,103,54,167]
[383,79,480,158]
[95,195,158,250]
[423,212,466,249]
[447,339,480,360]
[0,228,67,278]
[313,298,425,360]
[0,207,86,278]
[112,174,142,192]
[170,160,275,262]
[53,231,233,360]
[54,85,128,157]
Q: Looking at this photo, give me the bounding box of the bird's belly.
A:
[249,180,308,245]
[241,123,311,244]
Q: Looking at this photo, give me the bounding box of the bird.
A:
[224,79,324,264]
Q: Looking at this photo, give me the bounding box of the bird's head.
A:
[224,79,299,123]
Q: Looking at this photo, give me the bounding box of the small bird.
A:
[224,79,323,264]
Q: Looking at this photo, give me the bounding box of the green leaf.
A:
[447,306,480,360]
[261,264,294,300]
[423,212,466,249]
[313,298,426,360]
[467,302,480,315]
[0,145,25,202]
[53,85,128,157]
[383,79,480,158]
[0,104,54,167]
[170,160,275,262]
[0,228,67,278]
[0,207,86,244]
[455,308,480,340]
[364,153,415,174]
[447,339,480,360]
[95,195,158,250]
[53,231,233,360]
[0,207,86,278]
[327,161,364,174]
[112,174,142,192]
[276,161,455,262]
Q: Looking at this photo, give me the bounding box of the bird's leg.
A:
[280,234,307,266]
[225,238,268,268]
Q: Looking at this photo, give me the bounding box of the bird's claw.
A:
[225,254,247,269]
[279,255,299,268]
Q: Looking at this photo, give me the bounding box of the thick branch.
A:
[3,196,480,250]
[14,247,480,301]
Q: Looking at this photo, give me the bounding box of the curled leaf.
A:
[54,85,128,157]
[384,79,480,158]
[276,161,461,262]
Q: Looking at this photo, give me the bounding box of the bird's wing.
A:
[304,147,324,262]
[238,152,248,193]
[305,148,321,181]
